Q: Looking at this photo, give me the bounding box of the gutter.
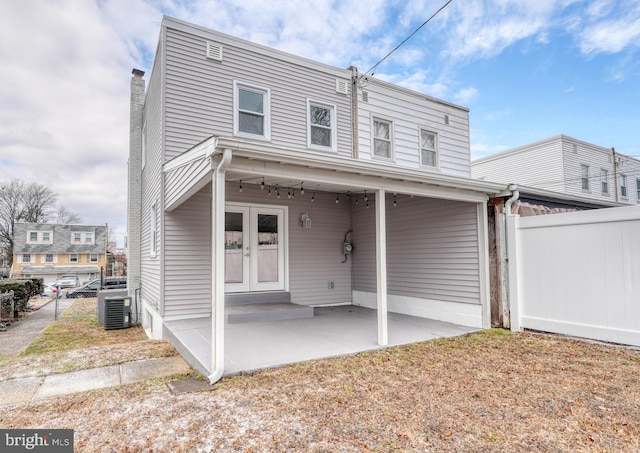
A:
[208,148,232,384]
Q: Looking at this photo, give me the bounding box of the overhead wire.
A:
[363,0,454,78]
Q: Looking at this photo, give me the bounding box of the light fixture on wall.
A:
[300,212,311,228]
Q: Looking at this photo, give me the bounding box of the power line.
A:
[364,0,454,78]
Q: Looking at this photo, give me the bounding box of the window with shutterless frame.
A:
[307,99,337,151]
[419,128,438,168]
[372,117,393,160]
[234,81,271,140]
[600,169,609,194]
[581,164,589,191]
[620,174,628,198]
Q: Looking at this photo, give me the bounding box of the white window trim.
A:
[150,204,157,258]
[580,164,590,192]
[26,230,53,244]
[600,169,609,195]
[42,253,57,264]
[419,127,440,170]
[306,98,337,152]
[636,178,640,203]
[19,254,34,264]
[233,81,271,141]
[69,253,79,263]
[620,174,628,198]
[89,253,99,263]
[371,116,394,161]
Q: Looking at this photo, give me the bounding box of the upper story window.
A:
[620,174,628,198]
[307,99,337,151]
[636,178,640,202]
[601,169,609,194]
[71,232,94,244]
[420,129,438,168]
[581,164,590,191]
[372,117,393,160]
[234,82,271,140]
[27,230,53,244]
[20,254,33,264]
[150,204,157,258]
[70,253,79,263]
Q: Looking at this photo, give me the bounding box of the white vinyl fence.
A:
[507,205,640,346]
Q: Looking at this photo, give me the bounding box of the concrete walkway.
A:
[0,298,192,407]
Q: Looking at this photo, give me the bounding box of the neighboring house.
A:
[127,17,505,382]
[11,223,107,285]
[472,135,640,205]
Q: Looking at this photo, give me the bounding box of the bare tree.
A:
[54,205,81,224]
[0,179,58,267]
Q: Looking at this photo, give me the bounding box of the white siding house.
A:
[127,16,505,382]
[472,135,640,205]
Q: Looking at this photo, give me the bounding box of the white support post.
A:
[376,188,388,346]
[209,149,231,384]
[477,202,491,329]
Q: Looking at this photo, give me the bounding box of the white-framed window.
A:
[420,128,438,168]
[73,233,81,243]
[620,174,628,198]
[85,233,93,244]
[20,254,33,264]
[636,178,640,202]
[150,204,157,258]
[372,117,393,160]
[580,164,590,191]
[27,230,53,244]
[601,169,609,194]
[71,232,93,244]
[89,253,98,263]
[44,253,56,264]
[69,253,79,263]
[307,99,337,151]
[234,81,271,140]
[141,121,147,169]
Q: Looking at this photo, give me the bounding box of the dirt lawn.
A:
[1,304,639,452]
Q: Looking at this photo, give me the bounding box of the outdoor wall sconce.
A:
[300,212,312,229]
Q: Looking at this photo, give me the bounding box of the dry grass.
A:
[1,326,639,452]
[0,298,178,381]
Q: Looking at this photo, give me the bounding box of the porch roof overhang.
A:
[163,135,507,211]
[18,265,100,275]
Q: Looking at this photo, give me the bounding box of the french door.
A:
[224,204,287,293]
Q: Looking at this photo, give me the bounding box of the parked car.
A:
[55,275,80,288]
[66,277,127,299]
[41,283,58,297]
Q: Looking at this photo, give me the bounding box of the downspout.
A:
[502,184,519,329]
[612,147,618,202]
[208,145,231,384]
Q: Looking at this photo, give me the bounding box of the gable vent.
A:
[335,79,349,95]
[361,91,369,102]
[206,41,223,61]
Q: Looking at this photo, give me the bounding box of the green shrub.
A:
[0,278,43,317]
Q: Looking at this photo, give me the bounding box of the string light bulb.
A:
[311,192,315,202]
[393,194,397,207]
[239,180,243,193]
[336,193,339,204]
[261,178,265,190]
[300,183,304,195]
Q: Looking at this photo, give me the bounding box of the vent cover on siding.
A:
[335,79,349,95]
[361,91,369,102]
[206,41,223,61]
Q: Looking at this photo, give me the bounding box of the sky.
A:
[1,0,639,246]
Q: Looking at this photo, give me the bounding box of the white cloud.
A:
[578,15,640,55]
[454,87,479,105]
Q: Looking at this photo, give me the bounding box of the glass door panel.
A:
[224,212,244,284]
[257,214,278,283]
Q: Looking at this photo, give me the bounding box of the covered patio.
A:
[164,305,480,376]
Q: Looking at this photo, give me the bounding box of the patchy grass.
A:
[0,298,178,381]
[1,328,639,452]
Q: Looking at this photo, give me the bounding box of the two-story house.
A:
[128,16,505,382]
[471,135,640,205]
[11,223,107,285]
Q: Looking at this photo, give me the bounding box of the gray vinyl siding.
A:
[352,195,481,305]
[163,25,352,161]
[471,137,564,190]
[358,80,471,177]
[165,156,211,209]
[227,182,352,306]
[163,186,212,318]
[140,39,164,311]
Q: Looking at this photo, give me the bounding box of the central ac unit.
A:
[104,296,131,330]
